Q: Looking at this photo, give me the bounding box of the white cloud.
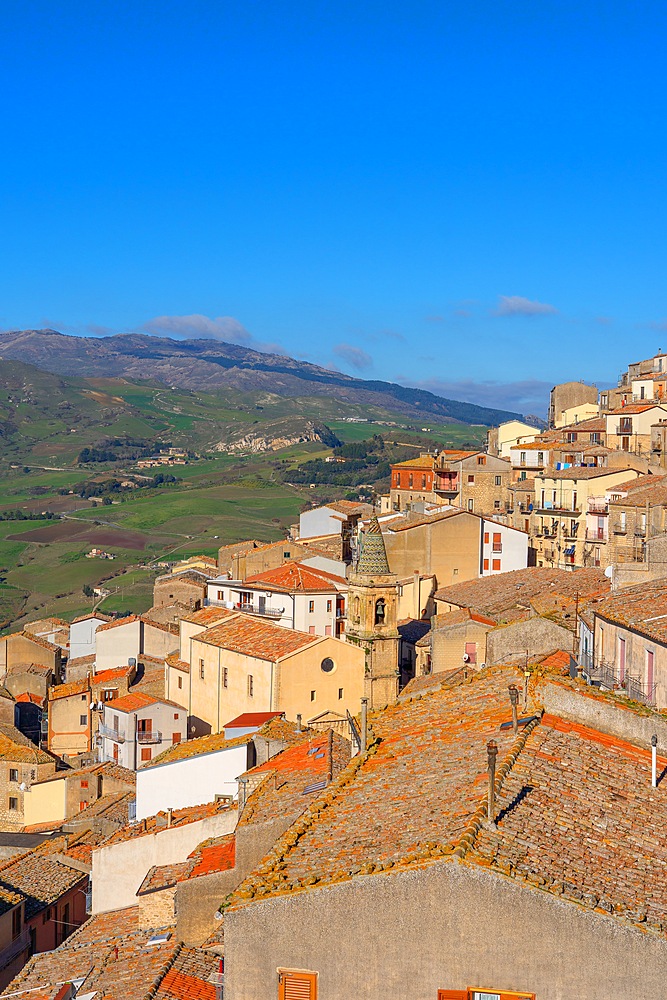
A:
[333,343,373,371]
[404,377,553,418]
[141,314,286,354]
[494,295,558,317]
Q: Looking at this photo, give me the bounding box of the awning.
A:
[564,546,575,556]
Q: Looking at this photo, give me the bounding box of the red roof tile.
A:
[245,561,347,592]
[224,712,284,729]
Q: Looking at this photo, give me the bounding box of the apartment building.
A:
[486,419,539,458]
[548,380,598,428]
[389,451,511,515]
[604,402,667,456]
[98,693,187,769]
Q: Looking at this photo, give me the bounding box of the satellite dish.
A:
[462,653,470,663]
[89,702,96,710]
[604,566,613,578]
[18,782,27,792]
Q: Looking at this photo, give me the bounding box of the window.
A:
[80,780,88,789]
[492,559,501,571]
[279,971,318,999]
[141,747,151,762]
[81,694,87,702]
[325,625,332,635]
[495,474,503,486]
[42,908,52,925]
[310,690,316,701]
[326,599,332,613]
[173,713,179,720]
[620,511,627,531]
[483,558,489,571]
[8,797,17,811]
[338,688,344,699]
[9,769,17,783]
[223,667,228,688]
[12,908,21,940]
[408,473,413,487]
[199,659,205,679]
[79,800,88,811]
[492,532,502,552]
[477,455,486,465]
[172,732,182,744]
[321,657,335,673]
[80,714,87,727]
[217,590,225,601]
[520,451,526,465]
[248,674,254,697]
[177,676,183,690]
[308,600,315,613]
[467,474,475,484]
[484,532,489,543]
[283,550,291,558]
[309,625,316,634]
[102,689,116,701]
[494,500,501,509]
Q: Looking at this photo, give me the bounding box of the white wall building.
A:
[99,693,187,770]
[480,519,529,576]
[68,613,110,660]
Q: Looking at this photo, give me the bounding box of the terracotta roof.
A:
[390,455,437,470]
[432,608,497,628]
[154,946,221,1000]
[322,500,372,515]
[0,842,88,919]
[194,616,317,660]
[608,475,667,507]
[225,711,284,729]
[166,652,191,673]
[539,466,641,481]
[238,730,351,829]
[230,667,520,904]
[435,567,610,623]
[35,760,135,787]
[101,799,233,847]
[244,561,347,592]
[0,730,53,764]
[556,417,606,432]
[14,692,44,705]
[92,665,133,684]
[0,630,60,653]
[137,834,236,894]
[608,402,667,413]
[65,653,97,670]
[180,606,238,626]
[143,731,252,769]
[71,612,112,623]
[510,440,564,451]
[105,691,163,713]
[48,678,89,703]
[383,508,469,532]
[96,614,177,634]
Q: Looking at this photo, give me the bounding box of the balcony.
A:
[0,929,30,971]
[615,546,646,563]
[236,603,284,618]
[585,528,607,542]
[587,500,608,514]
[534,505,580,515]
[137,730,162,744]
[616,423,633,436]
[98,723,125,742]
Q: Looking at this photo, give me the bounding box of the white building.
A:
[480,519,529,576]
[69,613,111,660]
[98,693,187,770]
[94,615,178,671]
[207,563,348,638]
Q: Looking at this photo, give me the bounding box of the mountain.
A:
[0,329,523,427]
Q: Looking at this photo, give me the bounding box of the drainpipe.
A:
[327,727,334,783]
[508,684,519,734]
[413,570,420,619]
[360,698,368,753]
[652,734,658,788]
[296,714,302,734]
[486,740,498,827]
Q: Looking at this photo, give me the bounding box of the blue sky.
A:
[2,1,667,417]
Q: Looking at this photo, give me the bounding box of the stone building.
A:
[389,451,512,516]
[548,380,598,428]
[0,726,56,830]
[152,569,207,611]
[345,517,399,709]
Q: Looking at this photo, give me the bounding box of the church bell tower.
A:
[346,516,399,709]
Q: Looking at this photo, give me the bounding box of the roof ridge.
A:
[451,714,542,861]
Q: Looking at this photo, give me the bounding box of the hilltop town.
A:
[1,350,667,998]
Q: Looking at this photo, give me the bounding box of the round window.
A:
[320,657,335,673]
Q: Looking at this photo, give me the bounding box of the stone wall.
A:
[224,859,667,1000]
[486,617,573,666]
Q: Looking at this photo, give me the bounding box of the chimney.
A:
[413,569,420,620]
[652,734,658,788]
[166,807,173,828]
[296,713,302,734]
[486,740,498,827]
[327,727,334,783]
[508,684,519,734]
[360,698,368,753]
[238,777,248,814]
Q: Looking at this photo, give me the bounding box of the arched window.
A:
[375,598,385,625]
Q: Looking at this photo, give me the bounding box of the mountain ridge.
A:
[0,329,524,427]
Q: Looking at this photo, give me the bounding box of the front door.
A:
[113,742,119,762]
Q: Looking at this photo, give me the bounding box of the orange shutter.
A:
[279,971,317,999]
[438,991,468,1000]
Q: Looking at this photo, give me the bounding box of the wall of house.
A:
[135,743,251,821]
[69,617,107,660]
[0,636,60,675]
[299,507,344,539]
[29,880,88,955]
[536,678,667,748]
[144,623,178,660]
[166,664,189,710]
[189,640,273,736]
[593,617,667,710]
[223,859,667,1000]
[486,617,573,667]
[0,903,28,992]
[555,402,600,427]
[95,621,142,672]
[494,420,538,459]
[242,543,309,579]
[153,577,205,610]
[430,619,493,674]
[49,691,90,758]
[550,381,598,427]
[0,758,56,830]
[3,670,51,702]
[276,637,365,723]
[91,809,237,914]
[383,515,481,588]
[481,521,528,575]
[23,776,67,828]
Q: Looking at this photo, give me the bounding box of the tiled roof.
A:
[137,834,236,894]
[245,561,347,592]
[106,692,183,714]
[510,440,564,451]
[608,476,667,508]
[194,616,317,660]
[0,842,88,919]
[432,608,497,628]
[3,905,182,999]
[92,665,133,684]
[166,652,191,673]
[390,455,436,470]
[556,417,606,432]
[48,677,90,701]
[101,800,233,848]
[0,730,53,764]
[593,579,667,644]
[65,653,97,670]
[180,607,238,626]
[1,630,60,653]
[230,667,520,904]
[154,946,221,1000]
[0,885,23,916]
[323,500,373,515]
[384,508,464,532]
[608,402,667,413]
[434,567,610,623]
[143,732,252,769]
[224,711,284,729]
[539,466,641,480]
[71,612,112,623]
[35,760,135,787]
[238,730,351,829]
[96,614,177,634]
[15,692,44,705]
[355,516,391,575]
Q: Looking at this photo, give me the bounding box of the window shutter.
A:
[438,991,468,1000]
[279,971,317,999]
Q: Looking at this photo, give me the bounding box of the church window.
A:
[374,598,386,625]
[321,657,335,673]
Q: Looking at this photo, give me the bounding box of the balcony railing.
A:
[615,546,646,563]
[236,603,284,618]
[587,500,608,514]
[616,423,633,435]
[98,723,125,742]
[0,929,30,971]
[137,730,162,744]
[585,528,607,541]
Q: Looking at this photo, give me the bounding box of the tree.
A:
[82,584,94,597]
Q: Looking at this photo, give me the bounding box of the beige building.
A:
[548,380,598,428]
[553,400,600,428]
[389,451,511,516]
[153,569,207,611]
[428,608,497,675]
[0,632,62,678]
[604,402,667,456]
[95,615,178,671]
[486,419,539,459]
[0,727,56,830]
[23,760,135,830]
[47,666,136,758]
